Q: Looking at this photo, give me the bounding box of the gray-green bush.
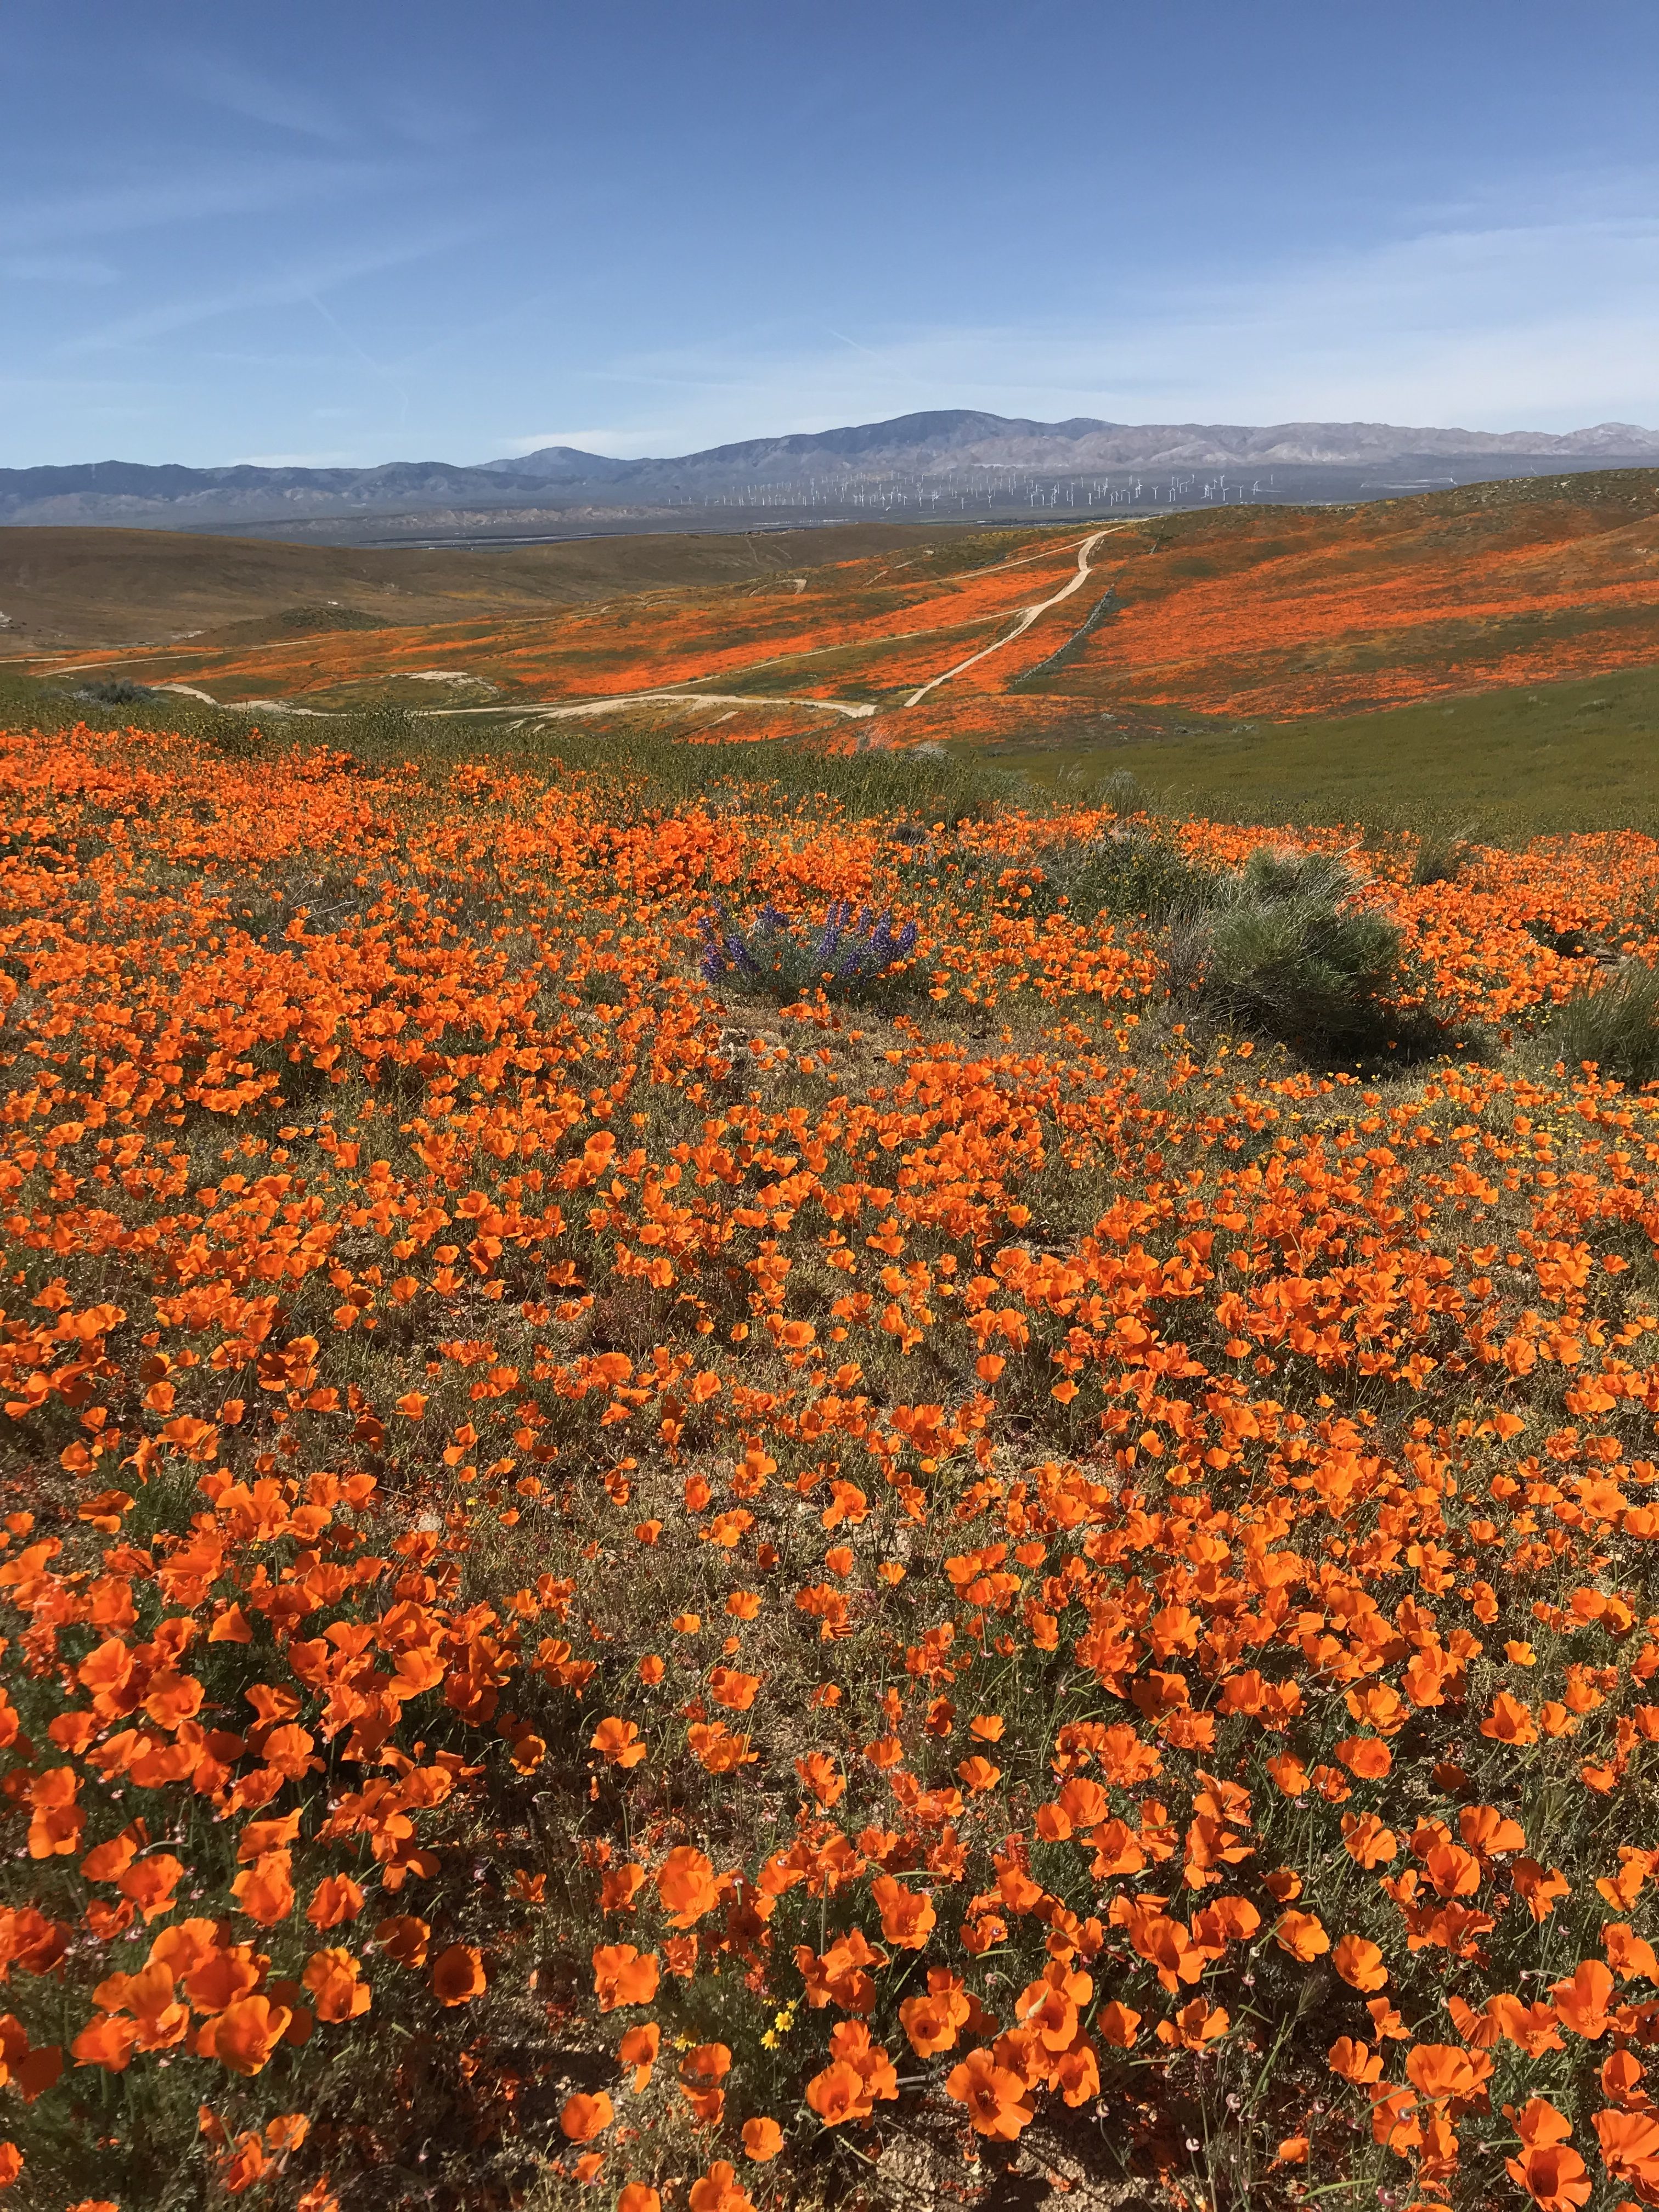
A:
[1161,847,1461,1069]
[1548,961,1659,1087]
[1029,827,1218,925]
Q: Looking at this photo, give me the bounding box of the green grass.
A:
[966,661,1659,837]
[10,645,1659,845]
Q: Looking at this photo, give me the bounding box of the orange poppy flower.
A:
[1156,1999,1229,2051]
[805,2060,870,2128]
[900,1970,972,2056]
[1601,2050,1645,2106]
[558,2091,613,2143]
[600,1863,647,1914]
[680,2042,732,2085]
[1505,2142,1591,2212]
[307,1876,365,1929]
[1423,1842,1482,1899]
[707,1668,760,1712]
[1333,1736,1391,1780]
[1551,1960,1615,2039]
[590,1717,647,1768]
[944,2048,1034,2140]
[195,1995,291,2078]
[142,1671,205,1731]
[375,1916,431,1968]
[618,2022,659,2091]
[1460,1804,1526,1857]
[656,1847,720,1928]
[236,1812,301,1861]
[72,2015,139,2074]
[871,1875,936,1950]
[430,1944,486,2007]
[1340,1812,1398,1867]
[1605,1923,1659,1984]
[794,1751,845,1807]
[1273,1911,1330,1962]
[687,2164,755,2212]
[259,1724,319,1781]
[182,1946,263,2016]
[592,1944,659,2011]
[26,1769,84,1860]
[118,1854,184,1923]
[1328,2038,1382,2084]
[1592,2106,1659,2188]
[232,1854,295,1927]
[956,1755,1002,1793]
[302,1949,370,2024]
[1405,2043,1490,2101]
[741,2117,782,2162]
[1513,1860,1572,1922]
[1332,1934,1389,1992]
[1481,1692,1539,1745]
[81,1835,138,1883]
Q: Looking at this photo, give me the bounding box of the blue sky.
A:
[5,0,1657,466]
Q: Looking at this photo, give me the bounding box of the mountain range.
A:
[2,410,1656,534]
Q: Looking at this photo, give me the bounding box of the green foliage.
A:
[267,603,388,633]
[1164,847,1460,1069]
[1031,825,1217,925]
[1548,960,1659,1087]
[76,678,159,706]
[1409,817,1475,885]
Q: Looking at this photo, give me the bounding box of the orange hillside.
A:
[23,471,1659,737]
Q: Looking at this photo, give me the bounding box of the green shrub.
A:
[1163,847,1460,1068]
[1548,961,1659,1087]
[1409,819,1475,885]
[76,678,158,707]
[1031,826,1218,925]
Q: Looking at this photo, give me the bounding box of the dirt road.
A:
[902,527,1123,707]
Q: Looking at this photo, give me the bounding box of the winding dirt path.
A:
[901,527,1126,707]
[414,689,877,722]
[36,526,1128,731]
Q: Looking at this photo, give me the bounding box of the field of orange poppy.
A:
[27,472,1659,761]
[1,707,1658,2212]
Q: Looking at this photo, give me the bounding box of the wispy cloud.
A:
[162,51,356,145]
[5,163,389,251]
[593,190,1659,448]
[2,255,118,285]
[59,228,477,357]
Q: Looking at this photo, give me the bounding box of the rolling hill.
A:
[27,467,1656,714]
[0,521,948,652]
[16,467,1659,830]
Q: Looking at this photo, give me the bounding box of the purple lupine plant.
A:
[697,900,920,1000]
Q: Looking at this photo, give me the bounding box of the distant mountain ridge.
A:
[3,410,1656,531]
[492,411,1659,483]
